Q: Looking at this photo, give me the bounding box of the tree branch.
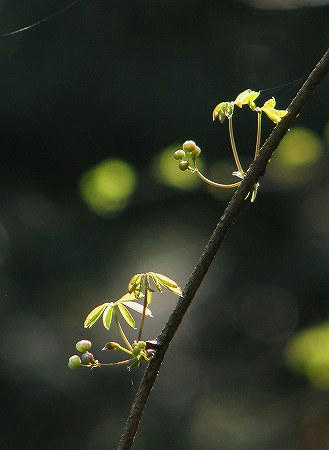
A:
[117,47,329,450]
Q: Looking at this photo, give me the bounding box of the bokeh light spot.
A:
[275,127,322,168]
[269,127,323,188]
[285,321,329,390]
[79,158,137,215]
[152,144,203,190]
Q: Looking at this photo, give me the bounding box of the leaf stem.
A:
[194,165,241,189]
[114,310,133,351]
[137,287,149,341]
[100,359,134,367]
[228,116,244,176]
[254,111,262,159]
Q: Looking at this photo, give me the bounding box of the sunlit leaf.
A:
[84,303,109,328]
[122,301,153,318]
[128,274,144,298]
[234,89,259,110]
[146,289,153,305]
[128,274,140,293]
[118,304,136,328]
[116,292,144,303]
[150,273,163,293]
[261,97,288,124]
[102,304,114,329]
[154,273,183,297]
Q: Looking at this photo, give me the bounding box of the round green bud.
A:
[68,355,81,370]
[182,140,197,153]
[132,346,140,356]
[192,146,201,157]
[137,341,146,350]
[178,160,189,171]
[173,149,186,160]
[81,351,95,365]
[76,340,92,353]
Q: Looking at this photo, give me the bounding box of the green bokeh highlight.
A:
[285,321,329,390]
[79,158,137,215]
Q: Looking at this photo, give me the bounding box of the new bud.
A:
[173,149,186,160]
[178,161,189,171]
[76,340,92,353]
[68,355,81,370]
[182,140,197,153]
[81,351,95,365]
[192,146,201,157]
[102,341,119,351]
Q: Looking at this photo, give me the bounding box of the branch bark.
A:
[117,47,329,450]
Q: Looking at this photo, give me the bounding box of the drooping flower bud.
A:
[178,161,189,171]
[174,149,186,160]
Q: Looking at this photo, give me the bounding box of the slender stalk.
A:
[137,287,149,341]
[254,112,262,159]
[112,344,133,355]
[100,359,134,367]
[117,48,329,450]
[114,310,133,351]
[228,116,244,176]
[194,167,241,189]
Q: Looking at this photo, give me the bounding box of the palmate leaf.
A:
[84,303,109,328]
[117,303,136,328]
[102,304,114,330]
[117,292,144,303]
[122,301,153,318]
[150,273,162,293]
[128,273,144,298]
[152,273,183,297]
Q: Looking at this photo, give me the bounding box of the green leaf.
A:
[154,273,183,297]
[116,292,144,303]
[128,274,140,293]
[102,304,114,329]
[128,274,144,298]
[149,273,162,293]
[84,303,109,328]
[146,289,153,305]
[117,304,136,328]
[122,301,153,318]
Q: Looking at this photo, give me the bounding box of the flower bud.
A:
[137,341,146,349]
[132,346,140,356]
[178,160,189,171]
[76,340,92,353]
[192,146,201,157]
[182,140,197,153]
[81,351,95,365]
[102,341,119,351]
[68,355,81,370]
[173,149,186,160]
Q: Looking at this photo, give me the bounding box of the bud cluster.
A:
[174,140,201,172]
[68,340,97,369]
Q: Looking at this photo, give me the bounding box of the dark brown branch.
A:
[117,47,329,450]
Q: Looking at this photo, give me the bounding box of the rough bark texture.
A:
[117,47,329,450]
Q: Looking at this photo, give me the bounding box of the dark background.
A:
[0,1,328,449]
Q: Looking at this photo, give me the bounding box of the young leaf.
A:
[122,301,153,318]
[128,274,140,293]
[117,292,144,303]
[149,273,162,293]
[84,303,109,328]
[146,289,153,306]
[117,304,136,328]
[128,274,144,298]
[103,304,114,329]
[154,273,183,297]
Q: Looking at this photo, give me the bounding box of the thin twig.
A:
[117,47,329,450]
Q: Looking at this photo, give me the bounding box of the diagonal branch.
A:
[117,47,329,450]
